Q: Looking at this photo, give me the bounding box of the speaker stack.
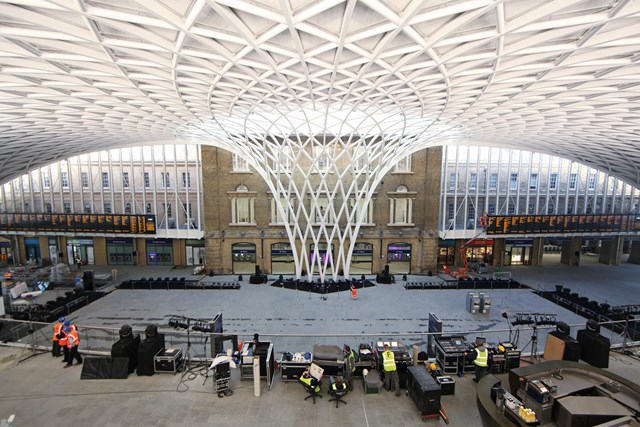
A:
[547,322,581,362]
[137,325,166,376]
[111,324,141,374]
[577,321,610,368]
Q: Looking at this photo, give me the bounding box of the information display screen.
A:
[0,213,156,234]
[486,214,640,235]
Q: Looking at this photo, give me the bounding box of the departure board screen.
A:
[486,214,640,235]
[0,213,156,234]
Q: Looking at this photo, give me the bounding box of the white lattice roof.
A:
[1,0,640,184]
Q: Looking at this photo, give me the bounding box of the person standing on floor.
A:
[63,326,83,368]
[51,317,65,357]
[344,345,356,391]
[465,338,488,383]
[350,284,357,300]
[381,344,400,396]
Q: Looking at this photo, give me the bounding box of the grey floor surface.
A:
[1,253,640,426]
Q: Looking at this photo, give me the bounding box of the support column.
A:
[492,238,505,267]
[531,237,544,266]
[561,237,582,266]
[628,240,640,264]
[599,236,623,266]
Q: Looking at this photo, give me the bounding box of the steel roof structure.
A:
[1,0,640,185]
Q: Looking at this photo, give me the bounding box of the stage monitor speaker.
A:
[82,271,95,291]
[111,334,141,374]
[577,329,610,368]
[80,356,129,379]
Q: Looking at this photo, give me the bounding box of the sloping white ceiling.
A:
[1,0,639,184]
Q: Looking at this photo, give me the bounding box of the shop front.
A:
[463,239,494,265]
[350,242,373,274]
[146,238,173,266]
[185,239,205,266]
[271,242,294,275]
[67,238,95,266]
[232,242,256,274]
[0,239,13,265]
[503,239,534,266]
[25,237,41,263]
[387,242,411,274]
[106,238,135,266]
[438,239,456,266]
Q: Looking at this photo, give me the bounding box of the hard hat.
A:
[63,327,70,332]
[58,317,65,323]
[63,320,70,326]
[429,363,438,371]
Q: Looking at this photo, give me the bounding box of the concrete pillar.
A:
[628,240,640,264]
[599,236,623,266]
[531,237,544,266]
[561,237,582,266]
[492,238,505,267]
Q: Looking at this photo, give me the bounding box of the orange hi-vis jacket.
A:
[52,322,63,342]
[66,330,80,348]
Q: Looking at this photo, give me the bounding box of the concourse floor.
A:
[1,254,639,426]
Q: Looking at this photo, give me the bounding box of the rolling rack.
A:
[210,357,233,398]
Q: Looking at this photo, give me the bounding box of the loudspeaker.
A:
[82,271,94,291]
[80,356,129,379]
[137,334,165,376]
[548,331,581,362]
[577,329,610,368]
[111,334,141,374]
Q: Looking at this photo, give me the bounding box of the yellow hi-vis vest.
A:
[473,347,488,367]
[300,376,320,393]
[382,350,397,372]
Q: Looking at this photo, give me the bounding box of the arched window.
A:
[231,184,255,224]
[389,185,413,225]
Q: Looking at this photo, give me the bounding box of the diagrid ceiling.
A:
[1,0,640,184]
